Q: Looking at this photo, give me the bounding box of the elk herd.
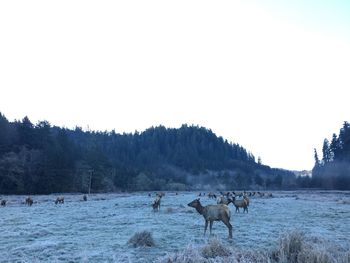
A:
[1,190,273,240]
[150,190,273,239]
[0,195,88,207]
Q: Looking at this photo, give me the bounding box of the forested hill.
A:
[0,113,295,194]
[312,121,350,190]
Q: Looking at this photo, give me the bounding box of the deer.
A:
[55,196,64,204]
[25,197,33,206]
[187,198,233,239]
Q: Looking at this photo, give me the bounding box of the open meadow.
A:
[1,191,349,262]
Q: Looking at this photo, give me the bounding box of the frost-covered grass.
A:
[158,231,350,263]
[201,238,232,258]
[1,191,349,262]
[272,231,350,263]
[127,231,155,247]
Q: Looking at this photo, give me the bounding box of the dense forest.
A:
[1,113,349,194]
[0,112,299,194]
[312,121,350,190]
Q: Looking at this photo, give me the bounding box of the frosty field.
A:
[1,191,349,262]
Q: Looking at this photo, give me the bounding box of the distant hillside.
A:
[0,112,296,194]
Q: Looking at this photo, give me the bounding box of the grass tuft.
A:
[201,238,231,258]
[157,230,350,263]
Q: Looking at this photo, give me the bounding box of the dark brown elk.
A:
[83,195,87,201]
[55,197,64,204]
[25,197,33,206]
[188,198,233,239]
[1,200,6,206]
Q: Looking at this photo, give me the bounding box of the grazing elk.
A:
[55,197,64,204]
[187,198,233,239]
[25,197,33,206]
[1,200,6,206]
[232,196,249,213]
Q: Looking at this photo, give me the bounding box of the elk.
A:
[232,196,249,213]
[152,195,162,211]
[55,196,64,204]
[1,200,6,206]
[208,192,217,199]
[83,195,88,201]
[257,192,265,197]
[187,198,233,239]
[156,192,165,197]
[217,195,233,205]
[25,197,33,206]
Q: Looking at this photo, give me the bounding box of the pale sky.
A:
[1,1,349,171]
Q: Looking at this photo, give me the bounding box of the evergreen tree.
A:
[330,133,339,161]
[314,148,320,167]
[322,139,331,164]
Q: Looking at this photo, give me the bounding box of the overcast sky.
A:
[1,1,349,171]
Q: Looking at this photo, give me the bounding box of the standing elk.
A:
[1,200,6,206]
[232,196,249,213]
[187,198,233,239]
[152,194,162,211]
[217,195,233,205]
[25,197,33,206]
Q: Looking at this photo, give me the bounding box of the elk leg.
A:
[209,221,213,235]
[222,217,233,239]
[204,220,208,236]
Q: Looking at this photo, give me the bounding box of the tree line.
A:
[311,121,350,190]
[3,112,347,194]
